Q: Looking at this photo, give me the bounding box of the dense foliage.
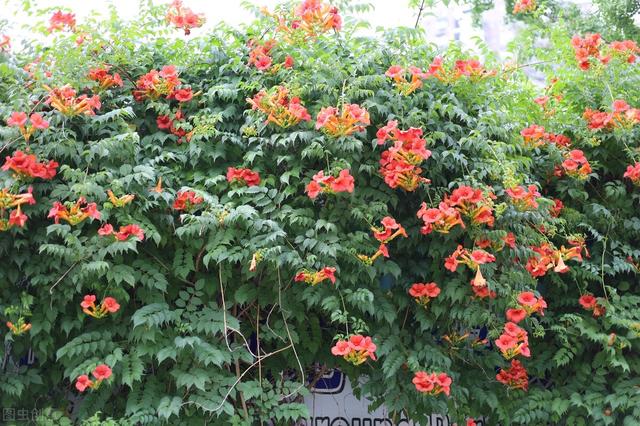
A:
[1,0,639,424]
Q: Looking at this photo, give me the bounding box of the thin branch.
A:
[278,265,306,399]
[184,343,293,412]
[414,0,426,29]
[49,260,81,295]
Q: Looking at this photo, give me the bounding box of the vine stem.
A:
[219,268,258,357]
[185,344,293,412]
[49,260,81,296]
[414,0,426,29]
[278,265,306,398]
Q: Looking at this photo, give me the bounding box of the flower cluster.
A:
[385,65,429,95]
[624,163,640,186]
[48,198,101,225]
[0,187,35,231]
[315,104,370,137]
[44,85,101,116]
[248,39,277,71]
[426,57,495,82]
[445,245,496,296]
[495,322,530,359]
[106,190,134,208]
[0,35,10,52]
[166,0,205,35]
[506,291,547,323]
[572,33,639,69]
[305,169,354,199]
[571,33,607,70]
[496,359,529,390]
[445,186,495,228]
[269,0,342,40]
[525,242,583,277]
[358,217,407,264]
[372,216,407,258]
[6,319,31,336]
[98,224,145,241]
[609,40,640,63]
[6,112,49,141]
[246,39,293,72]
[475,233,517,252]
[579,294,606,317]
[88,66,124,91]
[157,110,193,143]
[506,185,541,211]
[331,335,377,365]
[173,190,204,211]
[133,66,182,101]
[583,100,640,131]
[227,167,261,187]
[294,266,336,285]
[409,282,441,306]
[81,295,120,318]
[2,150,58,180]
[377,121,431,191]
[454,59,495,80]
[75,364,112,392]
[412,371,452,396]
[561,149,592,179]
[48,10,76,32]
[416,201,464,235]
[513,0,536,14]
[520,124,571,148]
[247,86,311,128]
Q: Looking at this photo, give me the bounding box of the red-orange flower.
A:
[6,111,49,141]
[409,282,440,306]
[88,66,123,90]
[98,223,145,241]
[81,295,120,318]
[227,167,261,187]
[497,359,529,390]
[624,163,640,185]
[2,150,58,180]
[507,291,547,323]
[377,121,431,192]
[106,190,135,208]
[247,86,311,128]
[48,10,76,32]
[513,0,536,14]
[416,201,465,235]
[133,66,181,101]
[571,33,606,70]
[173,190,204,211]
[44,85,101,116]
[561,149,592,179]
[305,169,354,199]
[412,371,452,396]
[75,375,93,392]
[48,198,101,225]
[445,186,495,227]
[506,185,541,210]
[295,266,336,285]
[385,65,429,95]
[579,294,606,317]
[166,0,205,35]
[75,364,112,393]
[315,104,369,137]
[331,334,376,365]
[495,322,530,359]
[584,100,640,130]
[0,187,36,231]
